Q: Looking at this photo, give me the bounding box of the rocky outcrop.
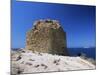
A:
[11,49,95,74]
[26,19,67,55]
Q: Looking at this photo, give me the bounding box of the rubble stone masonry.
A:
[26,19,67,55]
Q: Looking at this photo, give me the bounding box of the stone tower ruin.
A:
[26,19,67,55]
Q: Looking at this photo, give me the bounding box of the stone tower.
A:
[26,19,67,55]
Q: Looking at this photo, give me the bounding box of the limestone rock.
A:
[26,19,67,55]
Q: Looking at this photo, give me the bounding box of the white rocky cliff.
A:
[11,49,95,74]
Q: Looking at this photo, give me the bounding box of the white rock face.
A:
[11,49,95,74]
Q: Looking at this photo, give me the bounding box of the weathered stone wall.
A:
[26,19,67,55]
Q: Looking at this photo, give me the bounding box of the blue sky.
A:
[11,0,96,48]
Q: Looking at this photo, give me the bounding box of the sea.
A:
[12,47,96,60]
[67,48,96,60]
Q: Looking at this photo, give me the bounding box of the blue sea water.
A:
[12,48,96,59]
[67,48,96,59]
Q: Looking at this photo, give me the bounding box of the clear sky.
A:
[12,0,96,48]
